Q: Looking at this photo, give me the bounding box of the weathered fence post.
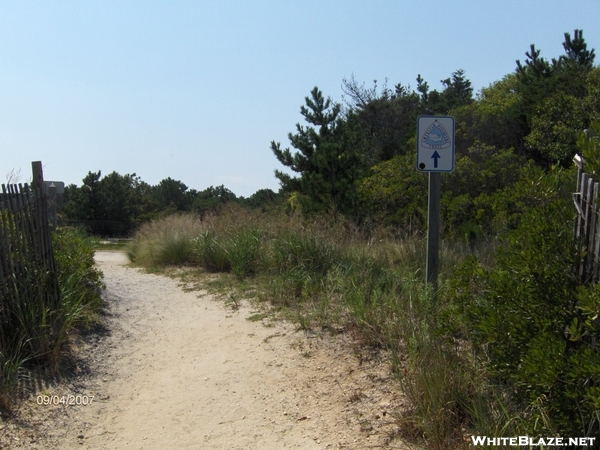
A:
[31,161,44,191]
[48,183,57,231]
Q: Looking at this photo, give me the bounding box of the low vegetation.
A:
[0,228,104,414]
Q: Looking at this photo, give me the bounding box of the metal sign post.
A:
[416,116,455,294]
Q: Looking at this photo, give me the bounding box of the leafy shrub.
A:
[53,228,104,309]
[525,92,586,167]
[358,144,528,238]
[358,152,427,230]
[577,118,600,175]
[449,167,599,435]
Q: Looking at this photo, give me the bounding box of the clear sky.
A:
[1,1,599,197]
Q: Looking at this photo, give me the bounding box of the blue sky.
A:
[1,1,599,197]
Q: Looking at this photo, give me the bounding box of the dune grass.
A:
[125,205,513,448]
[0,228,105,413]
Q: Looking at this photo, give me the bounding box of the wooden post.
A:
[581,175,594,283]
[426,172,441,295]
[576,173,589,281]
[585,180,599,281]
[593,196,600,285]
[574,154,584,242]
[31,161,44,191]
[48,183,57,231]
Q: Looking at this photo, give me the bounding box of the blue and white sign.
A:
[416,116,455,172]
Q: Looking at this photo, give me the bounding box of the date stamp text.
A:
[36,394,95,407]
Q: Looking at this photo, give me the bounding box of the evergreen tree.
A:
[559,29,595,71]
[241,188,279,210]
[416,70,474,115]
[515,44,553,84]
[515,30,598,166]
[271,87,360,213]
[153,177,190,211]
[62,171,103,223]
[439,69,474,111]
[62,171,141,236]
[191,184,237,216]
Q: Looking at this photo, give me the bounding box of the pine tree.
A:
[515,29,598,166]
[560,29,595,71]
[271,87,360,213]
[516,44,553,83]
[440,69,474,111]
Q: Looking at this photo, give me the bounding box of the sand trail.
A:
[6,251,406,449]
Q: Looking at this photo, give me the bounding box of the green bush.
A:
[449,167,599,436]
[577,118,600,176]
[53,228,104,310]
[358,144,530,239]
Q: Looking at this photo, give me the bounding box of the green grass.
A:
[90,238,132,251]
[246,312,268,322]
[0,227,105,414]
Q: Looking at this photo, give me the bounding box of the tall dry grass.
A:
[126,213,206,266]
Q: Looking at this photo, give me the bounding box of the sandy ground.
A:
[1,251,409,449]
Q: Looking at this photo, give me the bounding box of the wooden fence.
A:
[573,154,600,284]
[0,180,59,326]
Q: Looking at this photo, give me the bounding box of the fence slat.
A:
[575,165,585,240]
[0,182,59,324]
[585,181,599,283]
[573,163,600,285]
[593,202,600,284]
[576,173,589,244]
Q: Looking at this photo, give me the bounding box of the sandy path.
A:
[5,251,407,449]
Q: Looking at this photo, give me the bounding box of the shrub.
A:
[449,167,599,435]
[53,228,104,310]
[49,228,105,365]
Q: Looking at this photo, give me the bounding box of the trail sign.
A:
[415,116,455,298]
[416,116,455,172]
